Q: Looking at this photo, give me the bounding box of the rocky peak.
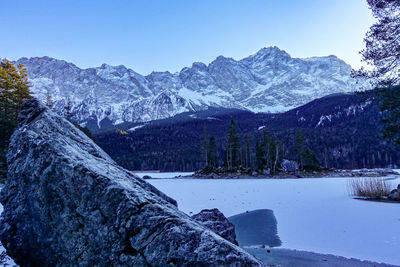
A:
[191,62,208,70]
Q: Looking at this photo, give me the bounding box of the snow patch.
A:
[128,125,145,132]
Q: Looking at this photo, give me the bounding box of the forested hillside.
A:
[94,91,400,172]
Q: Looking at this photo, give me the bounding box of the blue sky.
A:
[2,0,375,74]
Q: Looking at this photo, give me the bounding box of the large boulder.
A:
[192,209,238,245]
[0,99,263,266]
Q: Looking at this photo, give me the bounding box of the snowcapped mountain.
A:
[15,46,370,130]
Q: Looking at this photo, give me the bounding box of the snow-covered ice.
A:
[148,177,400,265]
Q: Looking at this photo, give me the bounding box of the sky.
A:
[2,0,375,74]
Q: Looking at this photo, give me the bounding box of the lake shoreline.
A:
[173,168,400,180]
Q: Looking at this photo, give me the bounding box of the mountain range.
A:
[14,46,370,131]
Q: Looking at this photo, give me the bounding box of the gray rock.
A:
[192,209,238,245]
[263,169,270,176]
[388,191,400,201]
[281,159,299,172]
[252,171,258,176]
[0,99,263,266]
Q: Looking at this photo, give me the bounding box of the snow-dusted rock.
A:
[388,190,400,201]
[0,99,263,266]
[263,169,271,176]
[282,159,299,172]
[192,209,238,245]
[15,46,371,130]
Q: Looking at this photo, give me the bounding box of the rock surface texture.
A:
[0,99,263,266]
[192,209,238,245]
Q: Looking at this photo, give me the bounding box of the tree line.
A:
[200,118,319,174]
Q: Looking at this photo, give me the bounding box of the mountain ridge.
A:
[13,46,371,131]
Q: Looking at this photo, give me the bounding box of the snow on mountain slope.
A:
[15,47,370,129]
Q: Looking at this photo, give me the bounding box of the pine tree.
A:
[45,91,54,109]
[207,135,217,167]
[225,118,240,171]
[294,130,319,171]
[13,64,31,119]
[255,141,263,170]
[272,137,281,173]
[356,1,400,146]
[201,124,208,166]
[256,129,281,174]
[378,86,400,145]
[294,130,305,169]
[302,148,320,170]
[64,97,72,121]
[242,134,251,169]
[356,0,400,84]
[261,130,273,171]
[0,60,32,181]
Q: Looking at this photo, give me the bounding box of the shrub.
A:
[347,178,392,198]
[199,165,215,175]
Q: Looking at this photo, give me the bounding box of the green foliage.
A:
[201,124,208,165]
[294,130,320,171]
[376,86,400,146]
[74,123,96,142]
[241,134,251,169]
[199,165,215,175]
[224,118,241,170]
[64,97,72,121]
[255,141,263,170]
[207,135,217,167]
[357,0,400,84]
[0,60,32,181]
[200,125,218,167]
[294,130,305,167]
[255,129,282,174]
[358,1,400,147]
[302,148,320,171]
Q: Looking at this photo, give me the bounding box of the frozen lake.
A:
[148,177,400,266]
